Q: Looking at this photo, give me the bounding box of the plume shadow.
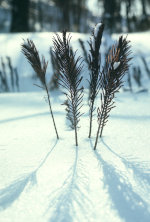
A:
[0,140,58,211]
[90,139,150,222]
[94,149,150,222]
[0,112,49,124]
[0,110,64,124]
[47,147,78,222]
[0,172,36,211]
[101,139,150,186]
[47,147,91,222]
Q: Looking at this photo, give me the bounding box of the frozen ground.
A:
[0,31,150,221]
[0,90,150,222]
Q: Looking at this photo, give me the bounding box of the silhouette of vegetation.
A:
[94,36,132,149]
[88,23,104,138]
[0,56,19,92]
[22,39,59,139]
[141,55,150,79]
[49,47,60,91]
[53,30,84,146]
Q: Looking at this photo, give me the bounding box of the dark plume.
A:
[53,30,84,146]
[88,23,104,138]
[78,38,90,68]
[49,47,60,90]
[21,39,47,86]
[21,39,59,139]
[94,36,132,150]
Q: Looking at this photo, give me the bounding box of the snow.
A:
[113,61,120,70]
[94,23,103,38]
[0,31,150,221]
[0,90,150,221]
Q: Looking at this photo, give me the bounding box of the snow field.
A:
[0,90,150,222]
[0,30,150,221]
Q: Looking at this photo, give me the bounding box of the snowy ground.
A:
[0,90,150,222]
[0,31,150,221]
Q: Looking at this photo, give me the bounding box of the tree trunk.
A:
[141,0,147,16]
[10,0,30,32]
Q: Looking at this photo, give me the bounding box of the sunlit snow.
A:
[0,31,150,222]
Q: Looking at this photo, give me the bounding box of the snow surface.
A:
[0,90,150,222]
[113,62,120,70]
[0,31,150,221]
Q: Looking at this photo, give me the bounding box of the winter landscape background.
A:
[0,0,150,222]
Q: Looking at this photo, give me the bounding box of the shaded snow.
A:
[0,31,150,221]
[0,90,150,222]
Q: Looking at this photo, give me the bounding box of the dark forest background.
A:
[0,0,150,33]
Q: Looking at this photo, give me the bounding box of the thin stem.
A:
[75,124,78,146]
[71,91,78,146]
[94,121,101,150]
[45,84,59,139]
[88,102,94,138]
[100,124,104,137]
[99,95,108,138]
[94,95,107,150]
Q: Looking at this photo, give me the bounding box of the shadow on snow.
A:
[91,139,150,222]
[102,139,150,188]
[0,111,64,124]
[0,139,58,211]
[47,147,91,222]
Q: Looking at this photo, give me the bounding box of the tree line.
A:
[0,0,150,33]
